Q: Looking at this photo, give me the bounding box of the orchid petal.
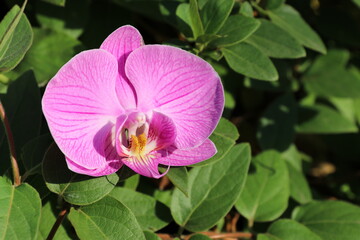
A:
[121,157,166,179]
[157,139,217,166]
[66,156,123,177]
[42,49,123,173]
[148,111,177,150]
[125,45,224,149]
[100,25,143,110]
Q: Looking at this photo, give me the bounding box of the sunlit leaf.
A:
[0,177,41,240]
[235,150,289,224]
[292,200,360,240]
[68,196,145,240]
[171,143,251,231]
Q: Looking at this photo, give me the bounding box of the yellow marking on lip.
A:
[129,133,147,156]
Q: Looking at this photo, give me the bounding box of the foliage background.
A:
[1,0,360,239]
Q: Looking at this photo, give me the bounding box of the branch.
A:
[0,101,20,186]
[46,205,69,240]
[157,231,253,240]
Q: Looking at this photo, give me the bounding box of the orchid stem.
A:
[46,205,69,240]
[0,100,20,186]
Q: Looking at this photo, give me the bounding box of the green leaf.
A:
[257,94,297,151]
[303,50,360,98]
[235,150,289,224]
[265,0,285,10]
[42,144,119,205]
[189,234,212,240]
[222,42,278,81]
[214,118,239,141]
[286,163,312,204]
[189,0,204,39]
[0,4,33,72]
[8,28,83,85]
[0,177,41,240]
[353,0,360,7]
[246,19,306,59]
[37,200,72,240]
[121,174,140,190]
[144,231,161,240]
[0,71,41,170]
[36,0,90,39]
[191,118,238,167]
[41,0,66,7]
[211,15,260,47]
[162,167,188,196]
[176,3,193,38]
[329,97,357,123]
[296,104,358,134]
[282,145,312,204]
[200,0,234,34]
[21,134,52,174]
[292,200,360,240]
[109,187,172,231]
[239,2,254,17]
[68,196,145,240]
[171,143,251,232]
[257,219,322,240]
[268,5,326,54]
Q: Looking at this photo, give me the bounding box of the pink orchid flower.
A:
[42,25,224,178]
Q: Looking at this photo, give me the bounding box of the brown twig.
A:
[46,206,69,240]
[157,232,253,240]
[0,101,20,186]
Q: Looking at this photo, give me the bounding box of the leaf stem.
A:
[251,1,269,16]
[0,100,21,186]
[46,205,69,240]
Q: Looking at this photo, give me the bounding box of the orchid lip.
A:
[118,112,159,161]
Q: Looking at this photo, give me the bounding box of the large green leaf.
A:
[171,143,251,232]
[296,104,358,134]
[222,42,278,81]
[21,134,52,175]
[0,71,41,173]
[257,219,321,240]
[303,50,360,98]
[246,19,306,59]
[0,177,41,240]
[42,144,119,205]
[257,94,297,151]
[200,0,234,34]
[268,5,326,54]
[36,0,90,38]
[0,4,33,72]
[292,200,360,240]
[109,187,171,231]
[235,150,289,224]
[68,196,145,240]
[211,15,260,47]
[9,28,82,85]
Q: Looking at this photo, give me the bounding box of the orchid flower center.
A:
[119,112,158,161]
